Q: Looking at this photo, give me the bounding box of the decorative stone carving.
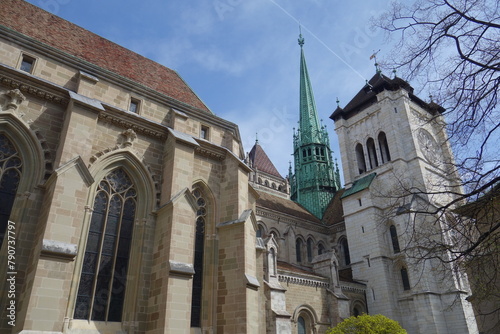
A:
[98,113,167,140]
[0,76,67,105]
[120,128,137,147]
[0,89,25,111]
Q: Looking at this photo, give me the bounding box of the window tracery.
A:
[191,188,206,328]
[0,134,22,248]
[74,168,136,322]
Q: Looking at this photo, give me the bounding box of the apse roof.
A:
[248,141,283,179]
[0,0,211,113]
[256,190,320,223]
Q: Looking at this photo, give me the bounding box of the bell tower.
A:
[331,71,478,334]
[289,34,341,219]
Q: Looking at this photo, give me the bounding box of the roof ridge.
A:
[0,0,211,112]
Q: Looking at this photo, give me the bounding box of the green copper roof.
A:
[341,173,377,198]
[298,35,322,144]
[289,34,341,219]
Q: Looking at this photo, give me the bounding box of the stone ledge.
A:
[245,274,260,290]
[69,91,104,111]
[41,239,77,260]
[169,260,195,277]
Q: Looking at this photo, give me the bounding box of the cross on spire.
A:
[298,26,305,47]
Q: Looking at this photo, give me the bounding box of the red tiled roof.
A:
[0,0,211,112]
[256,190,320,223]
[248,142,283,178]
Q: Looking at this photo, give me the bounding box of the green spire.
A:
[298,35,322,144]
[290,34,340,219]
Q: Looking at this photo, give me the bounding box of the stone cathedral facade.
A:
[0,1,480,333]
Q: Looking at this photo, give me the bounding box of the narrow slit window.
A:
[20,55,35,73]
[200,125,209,140]
[129,98,140,113]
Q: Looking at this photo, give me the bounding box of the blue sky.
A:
[26,0,394,183]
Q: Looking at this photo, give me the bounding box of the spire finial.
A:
[298,25,305,47]
[370,49,381,73]
[255,132,259,144]
[336,97,340,107]
[392,68,397,78]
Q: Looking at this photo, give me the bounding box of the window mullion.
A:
[104,194,125,322]
[88,191,111,320]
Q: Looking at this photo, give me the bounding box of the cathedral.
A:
[0,1,480,333]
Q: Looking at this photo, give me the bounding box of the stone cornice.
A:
[340,282,367,295]
[0,65,68,106]
[194,138,227,161]
[195,146,226,161]
[326,223,346,234]
[278,274,329,288]
[98,107,168,141]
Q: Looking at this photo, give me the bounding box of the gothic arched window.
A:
[318,243,325,255]
[307,238,313,262]
[355,143,366,174]
[298,316,306,334]
[378,132,391,163]
[74,168,136,322]
[296,238,303,263]
[366,137,379,169]
[191,188,207,328]
[340,238,351,266]
[0,134,22,248]
[390,225,401,253]
[256,224,265,238]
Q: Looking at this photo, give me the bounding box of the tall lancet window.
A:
[390,225,401,253]
[307,238,313,262]
[0,134,22,248]
[191,188,207,328]
[378,132,391,163]
[355,143,367,174]
[74,168,136,321]
[296,238,303,263]
[366,138,379,169]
